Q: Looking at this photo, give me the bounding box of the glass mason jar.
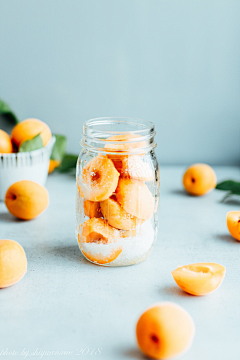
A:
[76,117,160,266]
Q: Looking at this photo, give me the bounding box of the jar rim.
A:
[81,117,156,154]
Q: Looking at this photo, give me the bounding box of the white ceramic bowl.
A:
[0,136,56,201]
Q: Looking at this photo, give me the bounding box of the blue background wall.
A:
[0,0,239,165]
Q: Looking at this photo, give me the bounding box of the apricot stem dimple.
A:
[191,177,195,183]
[151,334,159,344]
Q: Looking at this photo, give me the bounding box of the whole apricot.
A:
[183,163,216,196]
[48,159,61,174]
[227,211,240,241]
[11,118,52,148]
[136,302,195,359]
[5,180,49,220]
[0,239,27,288]
[0,129,13,153]
[172,262,226,296]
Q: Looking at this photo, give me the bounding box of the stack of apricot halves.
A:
[78,134,155,263]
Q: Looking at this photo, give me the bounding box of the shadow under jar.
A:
[76,117,160,266]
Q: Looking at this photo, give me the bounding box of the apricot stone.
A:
[11,118,52,148]
[183,163,216,196]
[172,262,226,296]
[5,180,49,220]
[0,239,27,288]
[227,211,240,241]
[0,129,13,153]
[136,302,195,359]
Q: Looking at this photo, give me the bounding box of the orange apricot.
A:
[84,200,102,218]
[183,163,216,196]
[0,129,13,153]
[100,196,142,230]
[116,178,154,220]
[5,180,49,220]
[171,262,226,296]
[104,134,146,154]
[11,118,52,148]
[48,159,61,174]
[121,155,154,182]
[80,218,121,244]
[227,211,240,241]
[81,248,122,265]
[136,302,195,359]
[0,239,27,288]
[81,155,119,201]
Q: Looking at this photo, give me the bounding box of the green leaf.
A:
[0,98,20,124]
[216,180,240,193]
[57,154,78,172]
[19,134,43,152]
[50,134,67,161]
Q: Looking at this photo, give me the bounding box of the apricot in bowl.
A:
[171,262,226,296]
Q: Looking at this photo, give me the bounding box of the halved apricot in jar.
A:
[81,155,119,201]
[227,211,240,241]
[84,200,102,219]
[104,134,146,155]
[81,248,122,265]
[171,263,226,296]
[121,155,154,182]
[100,196,142,230]
[116,178,154,220]
[80,218,120,244]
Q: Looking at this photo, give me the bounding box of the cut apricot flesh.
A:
[121,155,154,182]
[81,155,119,201]
[136,302,195,360]
[171,262,226,296]
[81,248,122,265]
[227,211,240,241]
[100,196,142,230]
[116,178,154,220]
[81,218,120,244]
[104,134,146,154]
[84,200,102,218]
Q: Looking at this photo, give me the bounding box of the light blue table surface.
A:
[0,166,240,360]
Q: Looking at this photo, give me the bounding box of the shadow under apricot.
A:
[214,234,238,244]
[0,212,22,223]
[119,348,144,359]
[161,285,194,298]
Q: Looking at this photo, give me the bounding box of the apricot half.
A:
[121,155,154,182]
[0,239,27,288]
[104,134,146,154]
[100,196,142,230]
[81,155,119,201]
[84,200,102,218]
[11,118,52,148]
[5,180,49,220]
[136,302,195,359]
[116,178,154,220]
[227,211,240,241]
[81,218,121,244]
[81,248,122,265]
[0,129,13,153]
[183,163,216,196]
[171,263,226,296]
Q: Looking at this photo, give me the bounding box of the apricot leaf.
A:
[216,180,240,201]
[50,134,67,161]
[57,154,78,172]
[19,134,43,152]
[0,98,19,124]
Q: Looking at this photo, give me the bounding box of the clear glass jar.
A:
[76,117,160,266]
